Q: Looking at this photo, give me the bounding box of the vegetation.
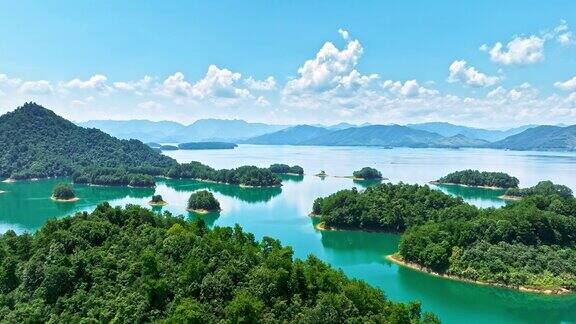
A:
[0,204,439,322]
[0,103,176,181]
[178,142,237,150]
[188,190,221,211]
[436,169,519,188]
[73,167,156,187]
[314,182,576,292]
[150,195,166,205]
[313,183,463,232]
[505,180,573,199]
[269,164,304,176]
[51,183,76,200]
[167,162,281,187]
[353,167,383,179]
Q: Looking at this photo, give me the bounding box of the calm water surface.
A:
[1,145,576,323]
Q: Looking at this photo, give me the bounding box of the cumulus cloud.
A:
[244,76,276,90]
[18,80,53,95]
[382,79,438,98]
[554,20,573,45]
[114,75,153,95]
[138,100,164,110]
[0,74,22,87]
[554,76,576,91]
[448,60,499,87]
[63,74,111,93]
[481,36,545,65]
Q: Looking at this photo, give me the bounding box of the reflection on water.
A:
[431,183,507,208]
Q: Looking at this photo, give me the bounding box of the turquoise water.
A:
[1,145,576,323]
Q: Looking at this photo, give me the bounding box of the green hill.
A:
[0,103,176,180]
[244,125,331,145]
[489,125,576,151]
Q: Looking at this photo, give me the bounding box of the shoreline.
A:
[313,221,396,234]
[386,254,572,296]
[498,194,522,201]
[429,181,510,190]
[148,201,168,206]
[169,177,281,188]
[51,196,80,202]
[187,208,220,214]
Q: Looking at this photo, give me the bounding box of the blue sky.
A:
[1,1,576,127]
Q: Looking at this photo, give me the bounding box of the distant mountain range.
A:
[79,118,576,151]
[79,119,287,143]
[489,125,576,151]
[244,124,488,148]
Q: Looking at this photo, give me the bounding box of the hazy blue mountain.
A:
[406,122,536,142]
[79,120,186,142]
[489,125,576,151]
[244,125,331,145]
[80,119,287,143]
[302,125,485,147]
[326,122,356,130]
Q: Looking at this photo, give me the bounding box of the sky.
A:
[1,1,576,127]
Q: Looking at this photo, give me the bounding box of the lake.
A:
[1,145,576,323]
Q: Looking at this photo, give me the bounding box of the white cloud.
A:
[554,20,573,45]
[382,79,438,98]
[158,72,193,98]
[555,76,576,91]
[114,75,153,95]
[17,80,53,95]
[256,96,270,106]
[482,35,545,65]
[138,100,164,110]
[448,60,500,87]
[0,74,22,87]
[64,74,111,93]
[284,29,366,95]
[245,76,276,90]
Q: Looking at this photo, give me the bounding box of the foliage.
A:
[437,169,519,188]
[52,183,76,200]
[73,167,156,187]
[505,180,573,199]
[269,164,304,176]
[188,190,220,211]
[0,103,177,180]
[353,167,383,179]
[0,204,437,322]
[151,195,164,203]
[313,183,464,232]
[314,182,576,291]
[168,162,281,187]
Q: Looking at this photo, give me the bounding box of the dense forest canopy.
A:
[0,204,438,323]
[0,103,176,180]
[505,180,573,199]
[269,164,304,176]
[51,183,76,200]
[353,167,383,179]
[188,190,221,211]
[436,170,519,188]
[313,182,576,291]
[168,162,281,187]
[73,167,156,187]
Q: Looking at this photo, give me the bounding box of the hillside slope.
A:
[489,125,576,151]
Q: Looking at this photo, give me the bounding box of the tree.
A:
[52,183,76,200]
[352,167,383,179]
[188,190,221,211]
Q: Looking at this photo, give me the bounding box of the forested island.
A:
[178,142,238,150]
[352,167,383,180]
[167,162,281,187]
[188,190,221,213]
[73,167,156,187]
[51,183,78,202]
[0,204,438,323]
[149,194,167,206]
[434,169,519,188]
[312,182,576,293]
[269,164,304,176]
[503,180,573,200]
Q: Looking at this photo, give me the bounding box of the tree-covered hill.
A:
[0,103,177,180]
[0,204,438,323]
[489,125,576,151]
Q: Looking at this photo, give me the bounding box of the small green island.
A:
[312,182,576,294]
[502,180,573,200]
[178,142,238,150]
[315,170,328,177]
[352,167,383,180]
[188,190,221,213]
[269,163,304,176]
[148,194,167,206]
[51,183,78,202]
[433,169,519,189]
